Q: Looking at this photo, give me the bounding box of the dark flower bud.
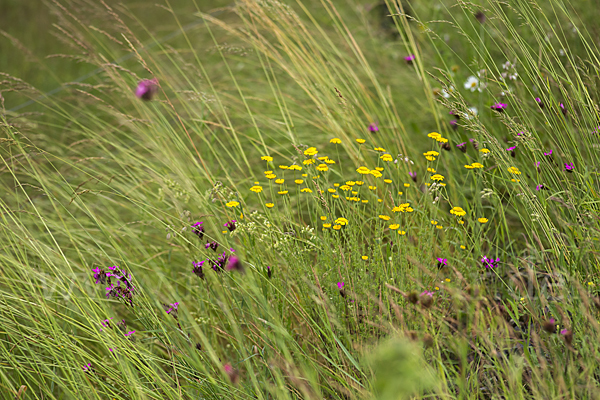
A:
[560,329,573,346]
[535,97,544,109]
[135,78,158,101]
[559,103,567,116]
[456,142,467,153]
[192,261,205,279]
[409,171,417,182]
[337,282,346,298]
[205,241,219,251]
[267,266,272,279]
[542,318,557,333]
[191,222,204,239]
[475,11,486,23]
[441,141,451,151]
[407,291,419,304]
[420,291,434,309]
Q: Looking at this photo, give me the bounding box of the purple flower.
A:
[267,265,272,279]
[436,258,447,268]
[124,330,135,337]
[449,110,460,120]
[517,131,523,136]
[469,138,479,150]
[92,267,110,285]
[456,142,467,153]
[535,184,546,191]
[544,149,552,156]
[565,162,574,172]
[337,282,345,290]
[491,102,507,112]
[135,78,158,101]
[224,220,236,232]
[535,97,544,109]
[211,252,229,272]
[192,261,205,279]
[205,241,219,251]
[560,103,567,116]
[404,54,416,64]
[481,256,499,269]
[104,266,135,306]
[506,146,516,152]
[409,171,417,182]
[449,120,458,130]
[82,363,93,372]
[191,222,204,239]
[368,122,379,132]
[420,291,434,297]
[164,302,179,316]
[226,255,243,272]
[99,318,113,331]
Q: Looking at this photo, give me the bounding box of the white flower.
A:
[441,86,455,98]
[464,107,478,120]
[464,76,479,92]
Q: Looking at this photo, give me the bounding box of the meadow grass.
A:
[1,0,600,399]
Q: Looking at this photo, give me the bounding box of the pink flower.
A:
[368,122,379,132]
[337,282,344,290]
[135,78,158,101]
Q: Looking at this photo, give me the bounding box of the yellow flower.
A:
[328,188,336,193]
[226,201,240,207]
[317,156,328,161]
[511,178,520,182]
[439,182,446,187]
[323,223,332,228]
[379,215,391,221]
[320,216,327,221]
[370,170,383,178]
[431,220,438,225]
[301,188,312,193]
[250,185,263,193]
[278,190,288,195]
[335,217,349,226]
[332,195,339,199]
[302,173,308,177]
[325,159,336,164]
[351,191,358,195]
[450,206,466,217]
[333,225,342,230]
[266,174,277,179]
[330,138,342,144]
[464,164,474,169]
[423,151,440,156]
[275,179,284,184]
[356,166,371,175]
[478,218,488,224]
[397,191,403,195]
[427,168,436,173]
[361,255,369,260]
[295,179,304,184]
[289,165,302,171]
[458,220,465,225]
[471,163,483,169]
[404,183,410,188]
[436,225,443,229]
[380,154,393,162]
[265,203,274,208]
[264,170,273,174]
[384,179,392,184]
[355,181,364,186]
[279,165,289,169]
[427,132,441,139]
[334,183,340,187]
[431,174,444,181]
[507,166,521,175]
[346,181,356,186]
[303,159,315,165]
[374,147,386,152]
[356,138,366,144]
[369,186,377,190]
[316,164,329,172]
[398,230,406,235]
[436,137,448,143]
[304,147,318,156]
[480,148,490,154]
[389,224,400,230]
[460,245,466,250]
[376,167,384,171]
[261,156,273,161]
[340,185,351,191]
[361,199,368,203]
[425,156,436,161]
[377,199,383,203]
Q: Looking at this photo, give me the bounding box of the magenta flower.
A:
[506,146,516,152]
[164,302,179,316]
[226,255,243,272]
[491,102,507,112]
[224,363,239,384]
[135,78,158,101]
[535,97,544,109]
[191,222,204,239]
[456,142,467,153]
[560,103,567,116]
[192,261,205,279]
[449,120,458,130]
[409,171,417,182]
[224,220,236,232]
[124,330,135,337]
[337,282,344,290]
[565,163,574,172]
[449,110,460,120]
[368,122,379,132]
[481,256,499,269]
[469,138,479,150]
[205,241,219,251]
[404,54,416,64]
[267,265,272,279]
[544,149,552,156]
[82,363,93,372]
[420,290,434,297]
[535,184,545,191]
[436,258,447,269]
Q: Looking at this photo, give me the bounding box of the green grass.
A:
[1,0,600,399]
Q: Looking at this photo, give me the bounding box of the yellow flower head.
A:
[320,216,327,221]
[362,255,369,260]
[279,165,289,169]
[289,165,302,171]
[275,178,284,184]
[226,201,240,208]
[332,194,340,199]
[464,164,474,169]
[361,199,368,203]
[478,218,488,223]
[374,147,386,152]
[340,185,351,191]
[264,170,273,174]
[480,148,490,154]
[345,181,356,186]
[384,179,392,184]
[250,185,263,193]
[431,220,438,225]
[316,164,329,172]
[266,174,277,179]
[278,190,288,195]
[301,188,312,193]
[424,150,440,157]
[389,223,400,230]
[436,225,443,229]
[376,167,384,171]
[335,217,349,226]
[356,138,366,144]
[333,225,342,230]
[370,170,383,178]
[328,188,336,193]
[330,138,342,144]
[265,203,274,208]
[404,183,410,188]
[356,166,371,175]
[304,147,318,156]
[436,137,448,143]
[295,179,304,185]
[323,223,332,228]
[303,159,315,165]
[261,156,273,162]
[427,132,441,139]
[427,168,436,173]
[460,245,466,250]
[431,174,444,181]
[355,181,364,186]
[380,154,393,162]
[471,163,484,169]
[397,191,403,195]
[450,206,466,217]
[325,159,336,164]
[398,230,406,235]
[369,186,377,190]
[379,215,391,221]
[507,166,521,175]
